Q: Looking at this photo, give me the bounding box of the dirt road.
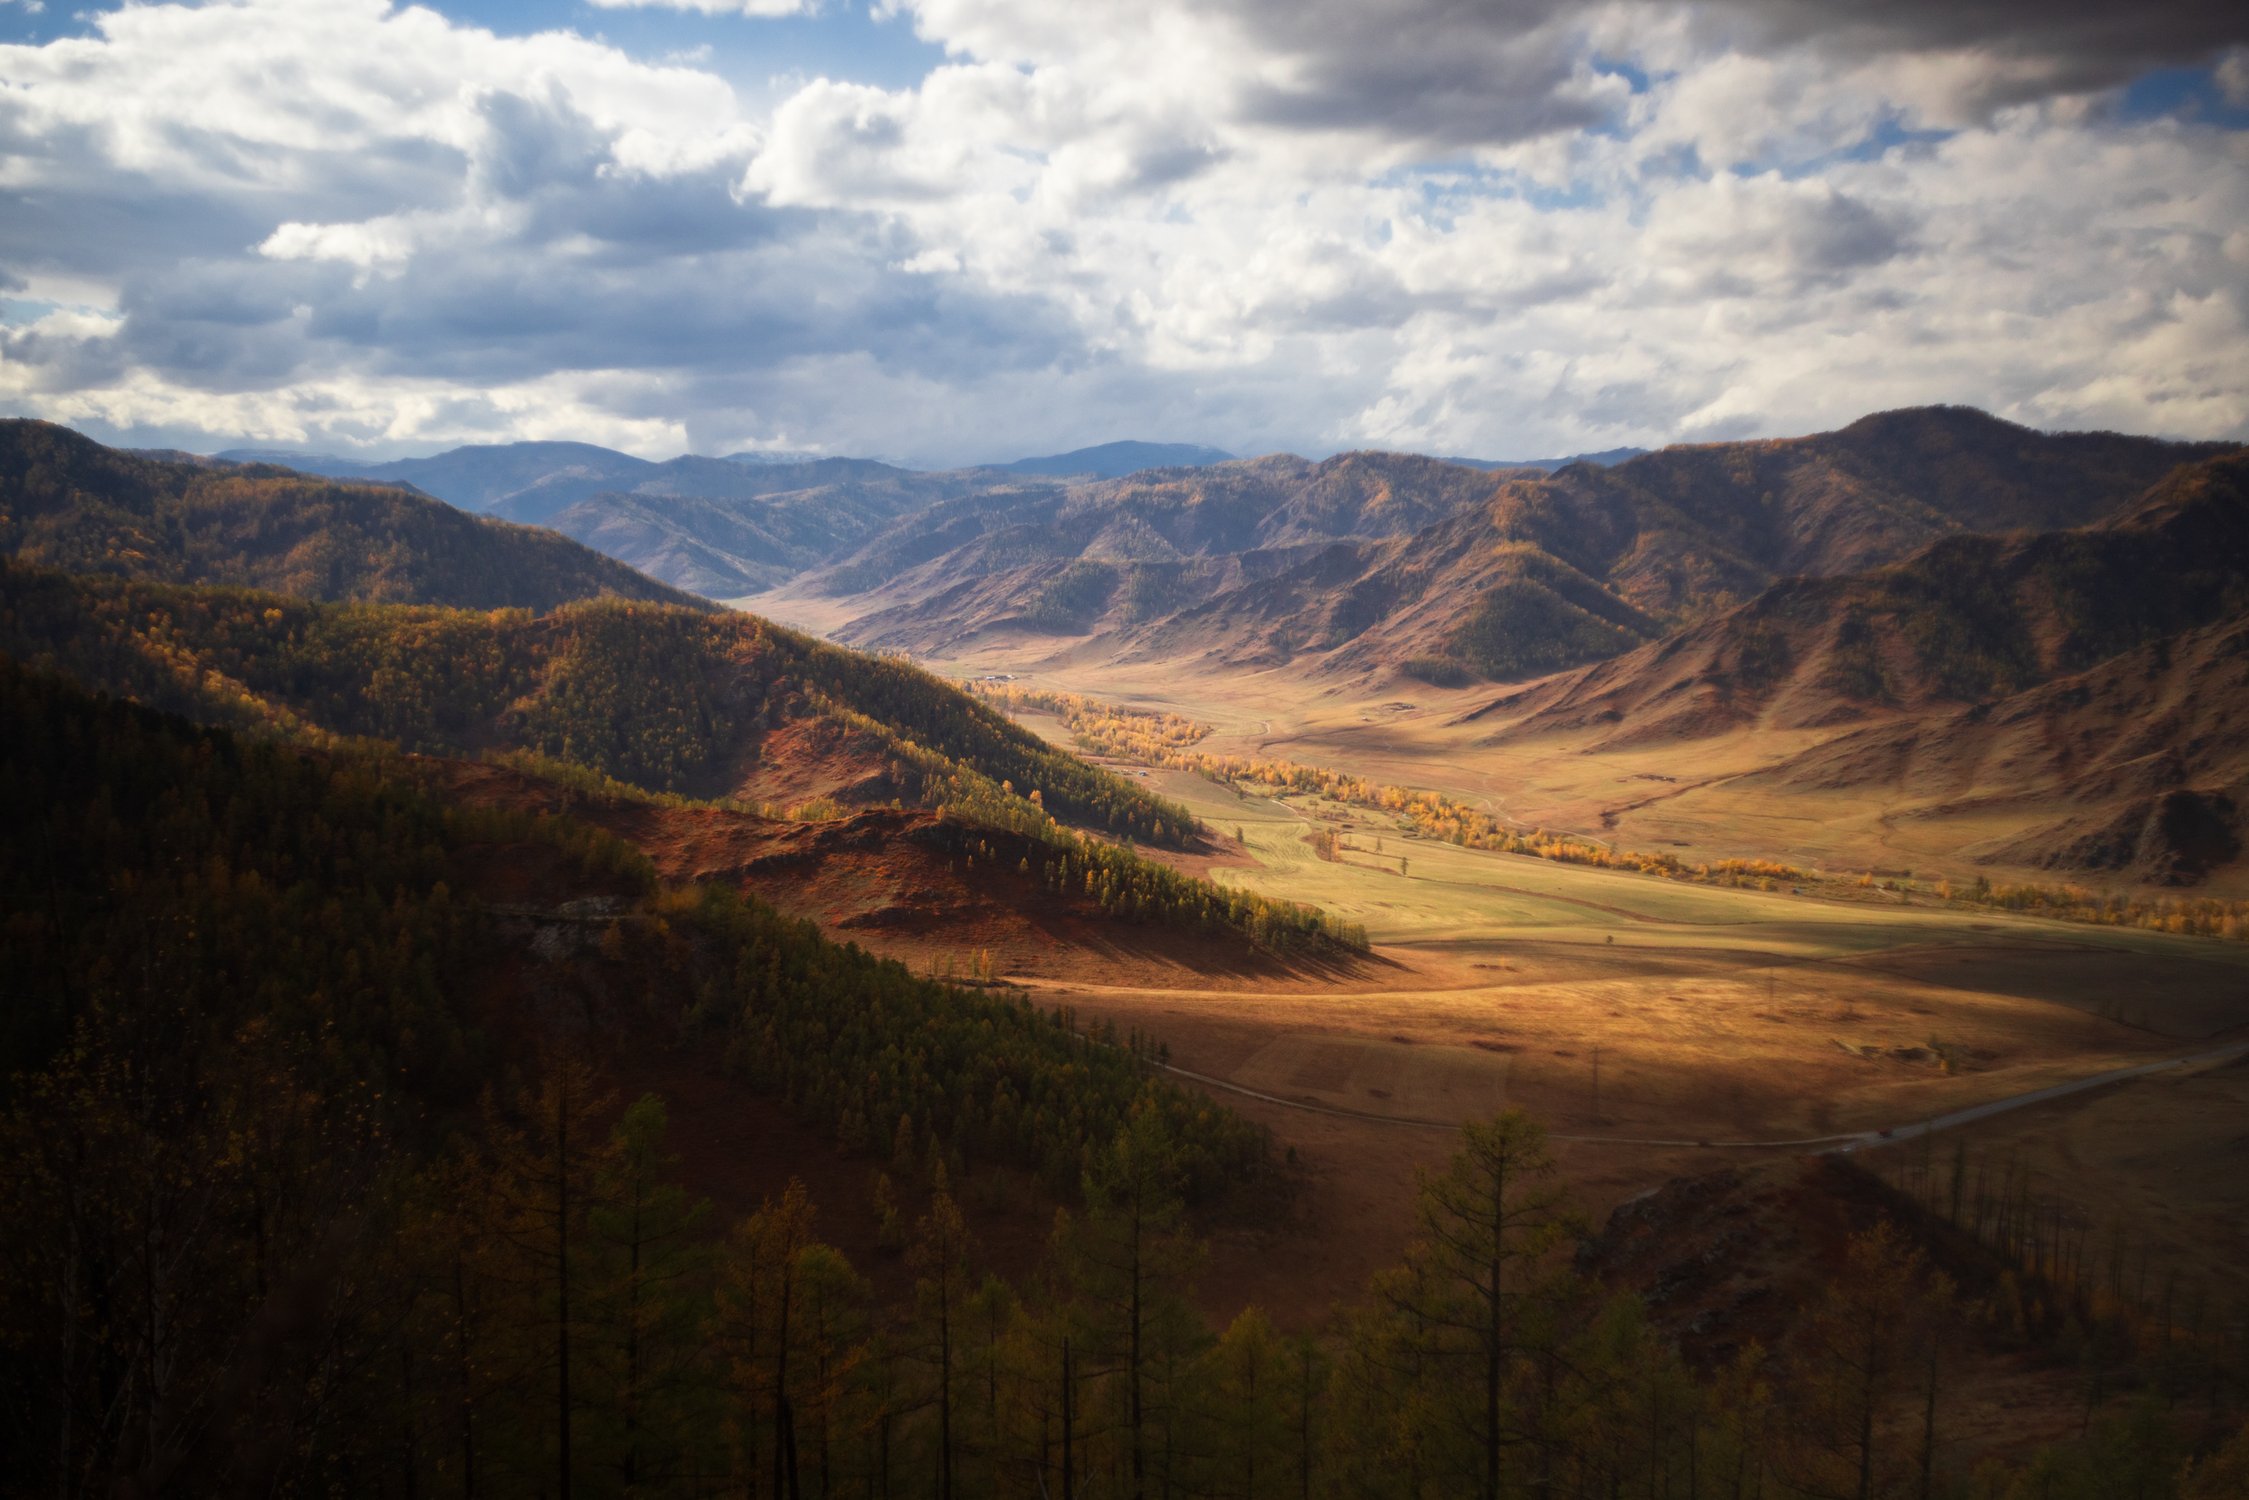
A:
[1148,1039,2249,1151]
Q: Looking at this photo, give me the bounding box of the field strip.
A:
[1149,1041,2249,1152]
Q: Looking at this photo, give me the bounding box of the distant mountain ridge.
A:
[807,450,1504,651]
[213,439,661,516]
[1440,446,1647,471]
[530,460,1014,596]
[994,440,1235,478]
[206,436,1236,510]
[1473,450,2249,745]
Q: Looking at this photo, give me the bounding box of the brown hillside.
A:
[1581,1155,2099,1462]
[0,419,700,610]
[1744,614,2249,884]
[1458,454,2249,884]
[1476,451,2249,748]
[812,451,1517,652]
[1320,405,2236,684]
[796,407,2230,688]
[422,756,1317,982]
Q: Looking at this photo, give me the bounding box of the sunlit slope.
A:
[0,420,701,610]
[0,561,1200,846]
[777,406,2232,688]
[1466,452,2249,886]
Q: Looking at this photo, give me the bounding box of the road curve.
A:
[1150,1040,2249,1152]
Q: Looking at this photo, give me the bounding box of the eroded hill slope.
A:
[802,407,2231,686]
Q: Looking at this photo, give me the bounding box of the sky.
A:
[0,0,2244,466]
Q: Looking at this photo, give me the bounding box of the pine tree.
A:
[1056,1108,1209,1500]
[483,1054,616,1500]
[585,1095,713,1492]
[909,1168,976,1500]
[1377,1110,1581,1500]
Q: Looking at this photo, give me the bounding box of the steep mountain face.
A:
[1475,452,2249,746]
[804,408,2232,684]
[814,451,1519,651]
[1334,406,2236,683]
[1465,453,2249,883]
[1513,404,2232,604]
[1751,615,2249,884]
[0,420,699,610]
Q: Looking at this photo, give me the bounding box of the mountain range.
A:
[1468,450,2249,883]
[1440,446,1648,471]
[20,408,2249,887]
[791,407,2230,685]
[995,439,1235,477]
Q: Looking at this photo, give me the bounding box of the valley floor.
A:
[759,631,2249,1324]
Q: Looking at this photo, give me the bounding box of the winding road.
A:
[1145,1040,2249,1153]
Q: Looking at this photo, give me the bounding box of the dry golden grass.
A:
[714,628,2249,1317]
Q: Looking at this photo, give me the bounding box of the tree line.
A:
[1,563,1361,962]
[970,682,1810,888]
[975,681,2249,943]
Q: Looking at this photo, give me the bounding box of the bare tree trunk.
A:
[1917,1338,1939,1500]
[939,1281,954,1500]
[454,1253,475,1500]
[1062,1337,1075,1500]
[557,1085,572,1500]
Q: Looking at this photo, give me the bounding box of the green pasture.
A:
[1140,766,2249,970]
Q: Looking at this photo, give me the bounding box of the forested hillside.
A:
[2,687,2234,1500]
[0,421,699,610]
[0,660,1279,1494]
[0,560,1207,850]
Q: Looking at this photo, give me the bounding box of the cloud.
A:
[0,0,2242,467]
[1694,0,2249,114]
[588,0,818,15]
[2219,48,2249,107]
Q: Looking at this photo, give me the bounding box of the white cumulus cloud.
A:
[0,0,2241,462]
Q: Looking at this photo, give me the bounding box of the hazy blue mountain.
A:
[1439,447,1648,472]
[996,440,1234,478]
[528,460,1033,596]
[723,449,843,467]
[214,440,657,514]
